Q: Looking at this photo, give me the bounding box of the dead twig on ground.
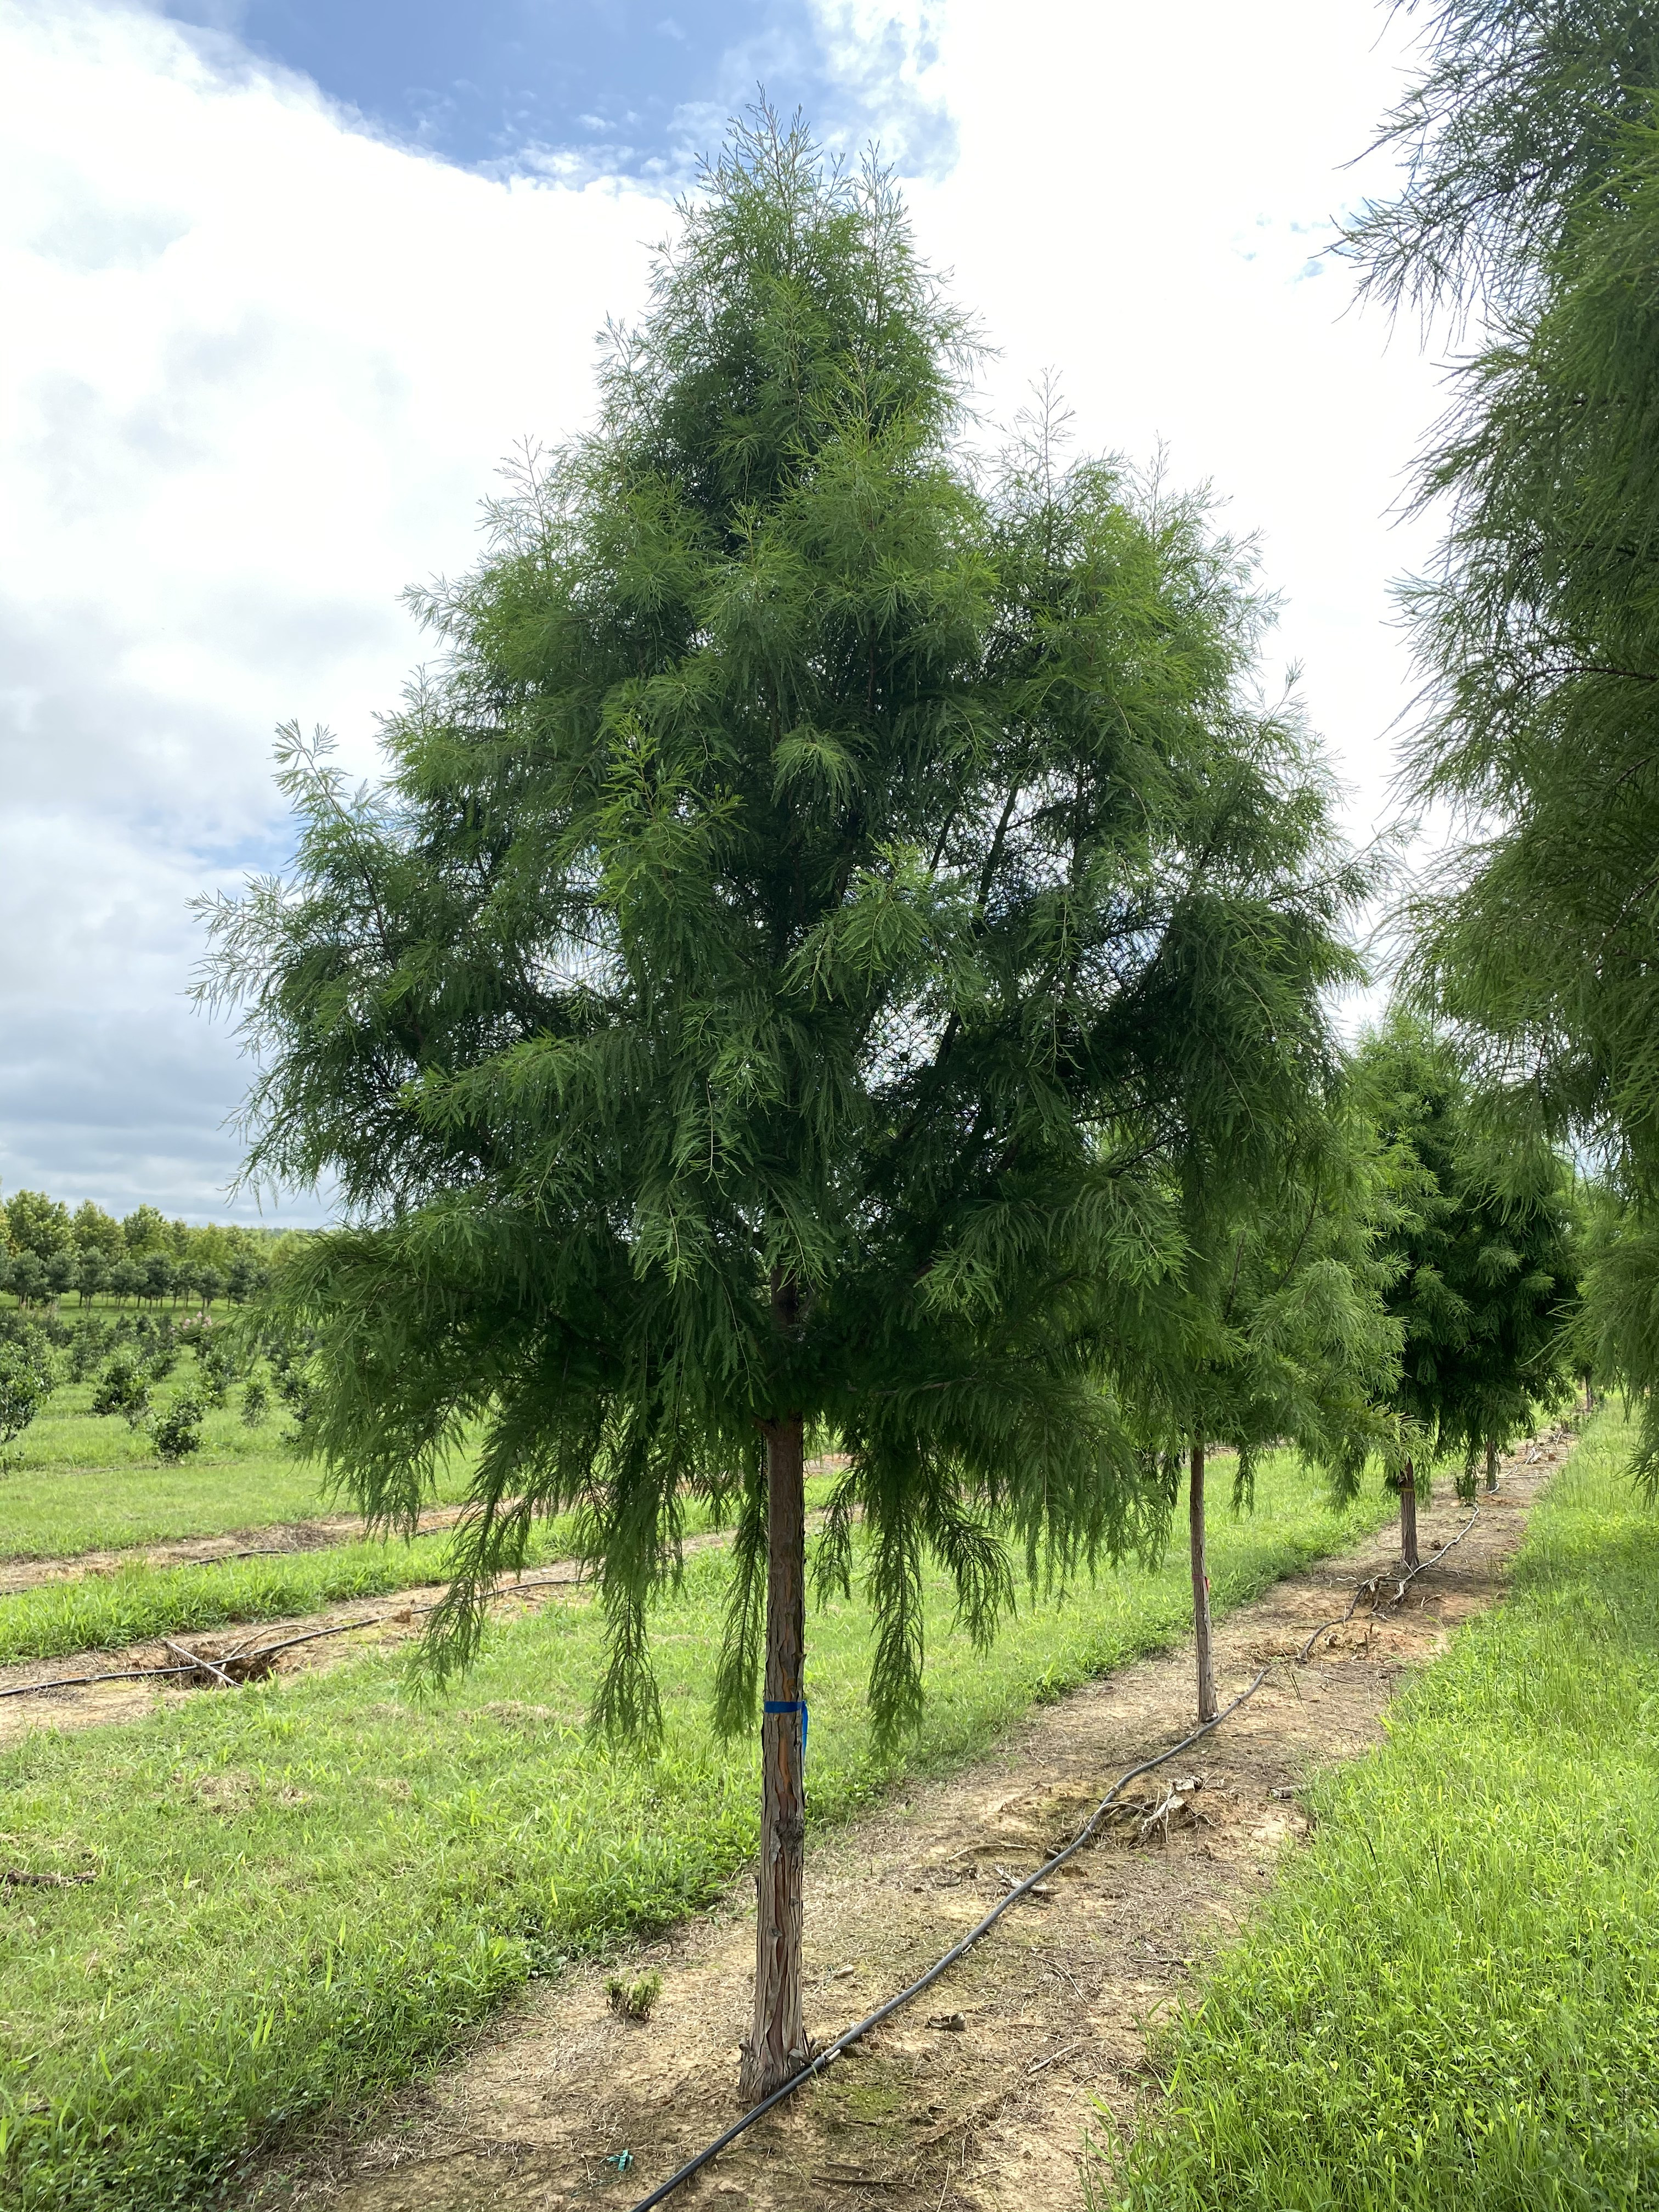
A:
[1026,2037,1085,2077]
[162,1639,240,1691]
[1136,1776,1204,1845]
[994,1864,1053,1897]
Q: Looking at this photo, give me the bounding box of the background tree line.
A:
[0,1191,298,1311]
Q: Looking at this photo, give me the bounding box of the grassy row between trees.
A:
[1101,1407,1659,2211]
[0,1377,479,1561]
[0,1451,1389,2212]
[0,1475,843,1667]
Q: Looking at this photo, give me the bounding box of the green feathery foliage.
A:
[1356,1012,1579,1491]
[1343,3,1659,1474]
[1126,1101,1403,1505]
[199,113,1364,1741]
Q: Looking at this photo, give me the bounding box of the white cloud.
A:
[0,0,1447,1220]
[0,0,666,1216]
[896,0,1444,850]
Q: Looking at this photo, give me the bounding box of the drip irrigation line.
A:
[624,1664,1271,2212]
[178,1546,303,1567]
[0,1662,199,1699]
[1296,1504,1481,1664]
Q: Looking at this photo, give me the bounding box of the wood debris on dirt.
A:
[242,1430,1573,2212]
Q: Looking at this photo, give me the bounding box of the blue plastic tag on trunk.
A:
[763,1697,808,1760]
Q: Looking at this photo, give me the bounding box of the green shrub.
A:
[150,1387,207,1463]
[91,1353,151,1429]
[0,1337,54,1448]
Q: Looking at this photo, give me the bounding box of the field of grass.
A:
[1101,1408,1659,2212]
[0,1378,484,1559]
[0,1452,1395,2212]
[0,1476,844,1666]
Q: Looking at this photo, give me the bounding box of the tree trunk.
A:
[1485,1437,1499,1492]
[738,1407,809,2104]
[1400,1458,1420,1571]
[1189,1438,1217,1724]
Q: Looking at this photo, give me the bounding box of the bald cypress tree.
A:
[1344,0,1659,1474]
[201,113,1362,2098]
[1134,1110,1402,1721]
[1357,1013,1578,1559]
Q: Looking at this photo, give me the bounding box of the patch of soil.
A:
[0,1564,594,1740]
[242,1428,1577,2212]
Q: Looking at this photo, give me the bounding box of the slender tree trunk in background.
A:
[1189,1437,1217,1725]
[741,1271,809,2104]
[1486,1437,1499,1492]
[1400,1457,1420,1571]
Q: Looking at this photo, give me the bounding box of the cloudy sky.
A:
[1,0,1446,1224]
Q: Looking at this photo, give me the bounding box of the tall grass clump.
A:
[1101,1409,1659,2211]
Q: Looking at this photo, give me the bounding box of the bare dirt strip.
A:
[238,1427,1576,2212]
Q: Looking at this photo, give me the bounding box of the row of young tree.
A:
[194,87,1624,2102]
[0,1191,286,1311]
[0,1303,302,1460]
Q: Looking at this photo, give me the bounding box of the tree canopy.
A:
[202,111,1368,2098]
[1357,1012,1578,1497]
[204,112,1364,1734]
[1343,0,1659,1470]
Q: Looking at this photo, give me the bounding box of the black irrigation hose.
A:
[0,1662,200,1699]
[1295,1504,1481,1664]
[625,1664,1271,2212]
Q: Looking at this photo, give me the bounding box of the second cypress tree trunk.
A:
[1486,1437,1499,1492]
[1399,1456,1420,1571]
[740,1406,808,2103]
[1189,1437,1217,1724]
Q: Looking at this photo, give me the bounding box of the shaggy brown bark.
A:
[739,1272,809,2104]
[1189,1438,1217,1725]
[1399,1458,1420,1571]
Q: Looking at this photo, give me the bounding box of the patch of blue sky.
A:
[156,1,951,180]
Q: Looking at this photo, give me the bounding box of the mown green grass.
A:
[0,1453,1393,2212]
[0,1380,481,1559]
[1100,1409,1659,2212]
[0,1479,839,1666]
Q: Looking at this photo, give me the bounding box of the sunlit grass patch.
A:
[0,1479,840,1664]
[0,1374,498,1558]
